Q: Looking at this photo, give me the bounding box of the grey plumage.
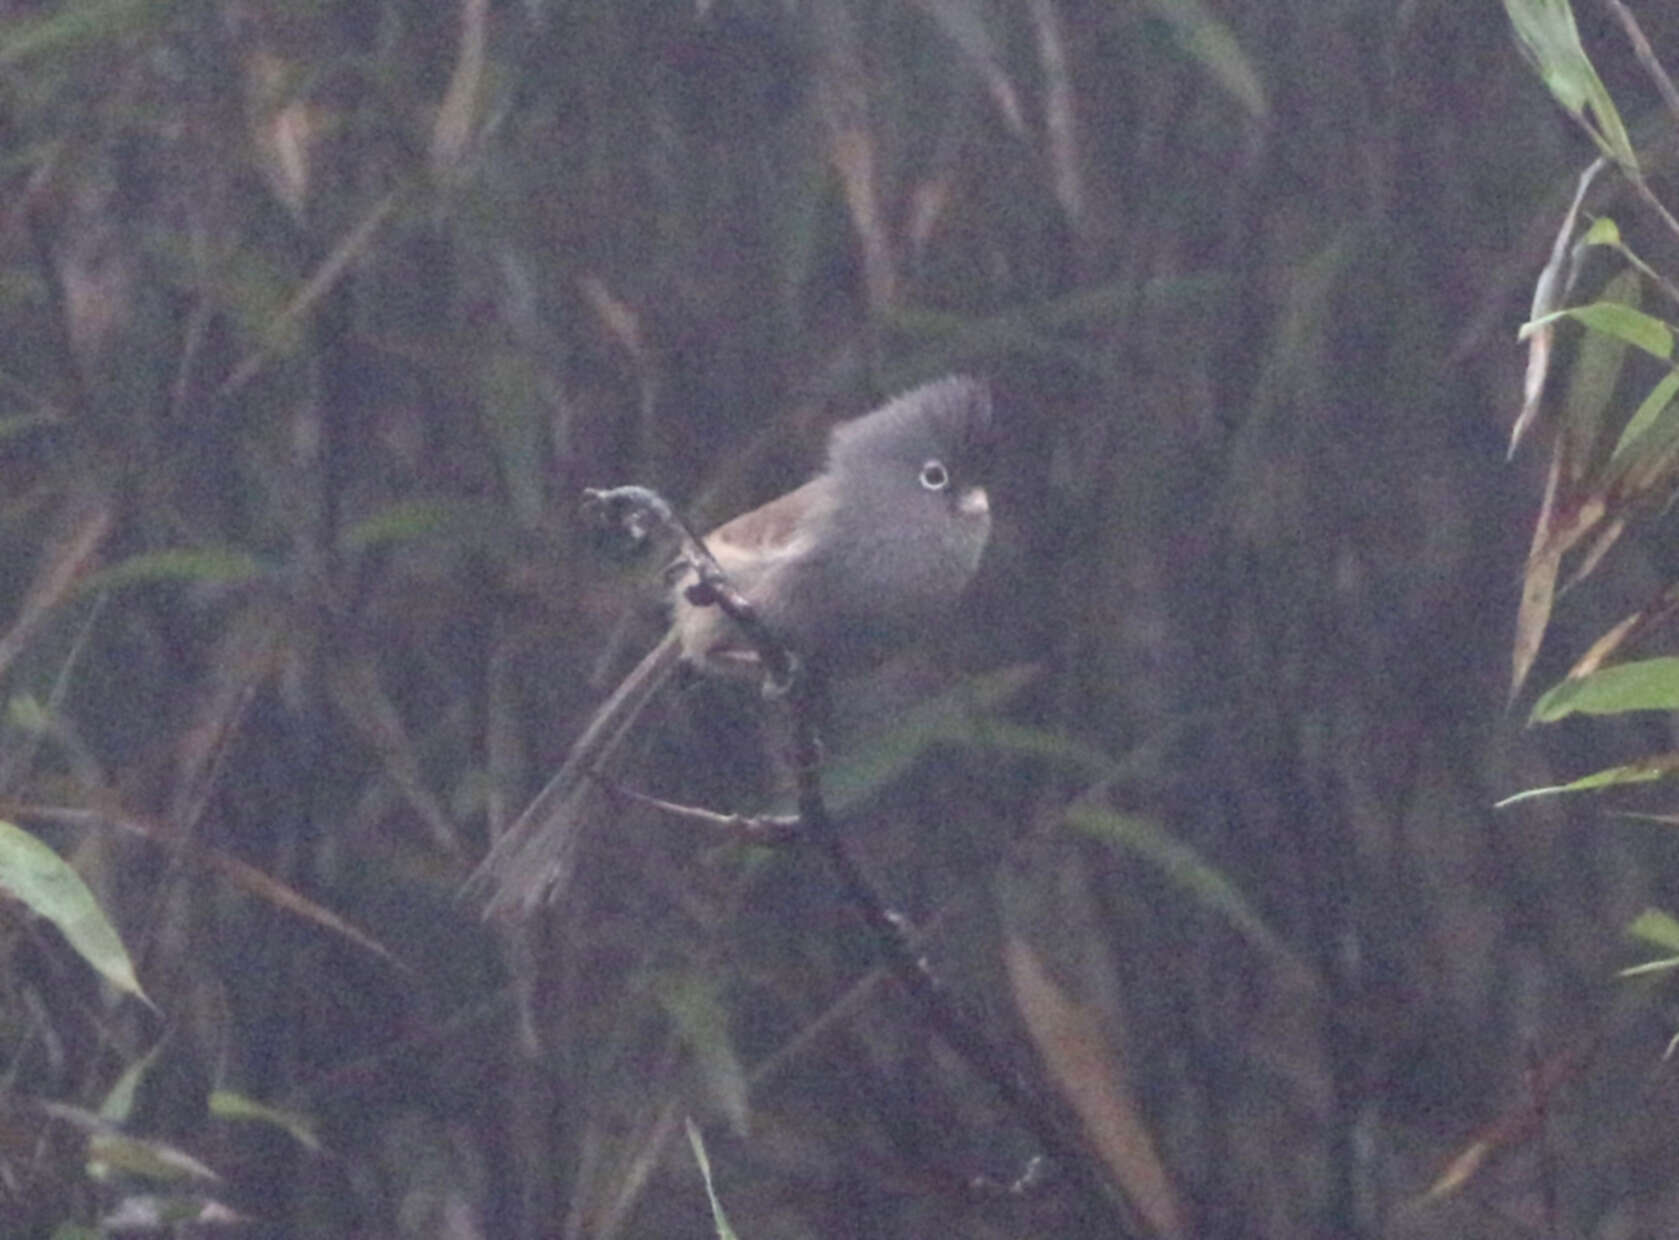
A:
[465,375,994,919]
[464,629,680,920]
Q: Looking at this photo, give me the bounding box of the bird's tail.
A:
[463,629,684,920]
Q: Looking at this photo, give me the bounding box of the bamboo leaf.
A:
[1531,658,1679,721]
[0,0,169,66]
[1495,755,1679,807]
[657,973,748,1138]
[0,821,151,1006]
[1004,935,1189,1239]
[1606,369,1679,474]
[685,1118,741,1240]
[1501,0,1637,171]
[79,548,264,594]
[1143,0,1268,119]
[1511,450,1604,698]
[208,1091,322,1153]
[1064,804,1293,968]
[1618,909,1679,979]
[1523,301,1675,362]
[1627,907,1679,953]
[99,1042,166,1125]
[1557,270,1642,466]
[1510,159,1606,456]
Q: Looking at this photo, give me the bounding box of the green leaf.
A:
[100,1042,166,1125]
[1580,215,1621,248]
[481,349,550,526]
[655,973,749,1137]
[1064,805,1294,969]
[213,245,305,357]
[337,499,516,559]
[809,668,1198,836]
[685,1117,740,1240]
[39,1102,217,1183]
[1558,270,1641,459]
[0,821,151,1006]
[1627,907,1679,953]
[0,0,170,67]
[8,692,50,733]
[817,665,1057,811]
[1143,0,1268,119]
[1616,956,1679,978]
[1494,755,1679,807]
[1530,658,1679,721]
[79,547,264,594]
[1606,368,1679,474]
[1501,0,1637,171]
[1522,301,1675,361]
[1618,908,1679,978]
[886,271,1235,387]
[88,1131,219,1184]
[825,715,1125,813]
[208,1090,321,1153]
[338,500,461,553]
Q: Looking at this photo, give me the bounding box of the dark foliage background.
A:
[4,1,1679,1237]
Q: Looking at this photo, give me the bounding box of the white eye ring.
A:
[919,460,949,491]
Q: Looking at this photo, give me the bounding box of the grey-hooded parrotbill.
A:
[466,375,995,920]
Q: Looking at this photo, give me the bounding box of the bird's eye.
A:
[919,460,949,491]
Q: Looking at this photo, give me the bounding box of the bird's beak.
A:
[958,486,989,518]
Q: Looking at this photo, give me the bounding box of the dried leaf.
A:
[430,0,489,181]
[244,50,313,218]
[1560,513,1625,593]
[1564,584,1679,681]
[1028,0,1086,244]
[0,493,112,680]
[1511,448,1606,698]
[1509,157,1604,457]
[1004,936,1188,1240]
[685,1118,741,1240]
[14,805,404,970]
[814,3,896,311]
[1566,607,1644,680]
[1411,1042,1589,1206]
[910,0,1026,135]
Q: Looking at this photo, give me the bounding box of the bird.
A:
[465,375,995,920]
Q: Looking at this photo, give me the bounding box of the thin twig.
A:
[780,669,1140,1233]
[581,484,794,686]
[1623,169,1679,249]
[592,776,802,846]
[584,482,1138,1231]
[216,189,403,400]
[1594,0,1679,247]
[1601,0,1679,138]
